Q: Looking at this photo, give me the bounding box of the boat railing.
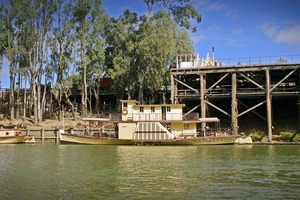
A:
[109,112,199,121]
[109,113,122,121]
[183,112,199,120]
[197,127,233,137]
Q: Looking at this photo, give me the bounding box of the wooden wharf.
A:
[170,54,300,142]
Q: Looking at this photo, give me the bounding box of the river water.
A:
[1,144,300,200]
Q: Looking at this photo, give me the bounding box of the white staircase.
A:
[134,122,176,140]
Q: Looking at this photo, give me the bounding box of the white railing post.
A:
[156,122,175,139]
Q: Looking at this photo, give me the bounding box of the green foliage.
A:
[279,131,298,142]
[143,0,201,32]
[293,134,300,142]
[249,129,265,142]
[0,0,200,117]
[105,9,140,99]
[106,7,195,101]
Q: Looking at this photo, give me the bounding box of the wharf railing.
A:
[218,54,300,66]
[20,127,116,143]
[20,128,60,143]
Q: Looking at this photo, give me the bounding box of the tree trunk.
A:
[32,81,38,124]
[94,84,100,114]
[37,83,42,122]
[58,35,63,122]
[22,76,27,122]
[138,76,144,104]
[88,85,92,114]
[9,65,15,121]
[16,72,20,120]
[81,33,87,117]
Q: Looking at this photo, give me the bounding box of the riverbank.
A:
[1,118,300,144]
[253,141,300,145]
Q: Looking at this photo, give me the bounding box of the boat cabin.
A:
[118,100,202,140]
[120,100,186,122]
[0,128,20,137]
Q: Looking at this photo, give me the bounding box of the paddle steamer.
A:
[60,100,240,145]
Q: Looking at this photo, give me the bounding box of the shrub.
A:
[249,129,265,142]
[292,134,300,142]
[279,132,294,142]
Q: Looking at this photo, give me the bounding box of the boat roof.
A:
[198,117,220,122]
[82,118,110,121]
[120,99,185,107]
[132,104,185,107]
[120,100,138,103]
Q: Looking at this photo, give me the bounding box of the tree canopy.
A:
[0,0,201,121]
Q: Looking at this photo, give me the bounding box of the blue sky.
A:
[103,0,300,60]
[1,0,300,88]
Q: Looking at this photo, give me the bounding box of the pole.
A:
[212,47,215,66]
[265,69,273,143]
[200,74,206,136]
[231,72,238,134]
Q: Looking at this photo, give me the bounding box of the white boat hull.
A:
[0,135,30,144]
[60,133,239,145]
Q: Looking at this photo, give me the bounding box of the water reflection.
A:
[1,144,300,199]
[112,145,300,199]
[114,146,199,198]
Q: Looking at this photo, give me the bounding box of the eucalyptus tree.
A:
[137,0,200,103]
[11,0,55,124]
[0,1,25,121]
[0,1,31,121]
[0,5,7,85]
[106,1,199,104]
[136,0,200,103]
[0,2,13,119]
[11,0,34,121]
[51,0,76,121]
[143,0,201,32]
[35,0,55,123]
[71,0,108,117]
[0,4,7,112]
[138,11,193,103]
[105,10,140,103]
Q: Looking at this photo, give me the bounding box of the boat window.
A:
[184,124,189,129]
[151,107,155,112]
[167,106,171,112]
[123,103,128,108]
[6,132,9,135]
[140,107,144,112]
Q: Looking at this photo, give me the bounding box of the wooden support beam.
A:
[238,100,266,118]
[171,74,174,104]
[265,69,273,142]
[41,128,45,143]
[270,69,297,92]
[231,73,238,134]
[205,100,230,116]
[239,73,265,90]
[200,74,206,134]
[174,78,199,93]
[207,73,229,92]
[239,101,267,121]
[183,104,201,117]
